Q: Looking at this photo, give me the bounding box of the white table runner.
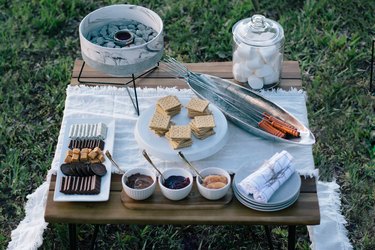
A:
[52,86,315,174]
[8,85,352,250]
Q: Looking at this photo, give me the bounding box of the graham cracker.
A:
[156,104,181,117]
[189,115,216,140]
[186,97,209,112]
[169,139,193,149]
[193,115,215,129]
[188,109,212,118]
[149,112,171,130]
[191,129,215,140]
[190,122,212,134]
[157,95,181,112]
[169,125,191,140]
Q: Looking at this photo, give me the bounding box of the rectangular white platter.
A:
[53,117,115,202]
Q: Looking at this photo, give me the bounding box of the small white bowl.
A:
[196,167,231,200]
[122,168,156,200]
[158,168,193,201]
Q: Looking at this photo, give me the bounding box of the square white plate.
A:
[53,118,115,202]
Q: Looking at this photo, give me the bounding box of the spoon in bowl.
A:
[142,149,165,182]
[105,150,125,174]
[178,151,204,181]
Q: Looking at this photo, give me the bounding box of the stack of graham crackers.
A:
[186,97,211,118]
[165,125,192,149]
[149,112,173,136]
[190,114,216,139]
[156,95,182,117]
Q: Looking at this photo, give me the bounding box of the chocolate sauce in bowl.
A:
[126,173,153,189]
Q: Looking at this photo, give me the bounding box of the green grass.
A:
[1,0,374,249]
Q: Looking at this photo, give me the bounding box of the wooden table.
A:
[44,60,320,250]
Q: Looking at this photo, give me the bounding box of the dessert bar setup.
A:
[43,4,320,250]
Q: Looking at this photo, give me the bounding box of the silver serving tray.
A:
[186,73,315,146]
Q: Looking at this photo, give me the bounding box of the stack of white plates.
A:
[233,161,301,212]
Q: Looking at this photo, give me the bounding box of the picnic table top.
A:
[44,60,319,226]
[70,60,302,90]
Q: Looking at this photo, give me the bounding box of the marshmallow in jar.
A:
[232,14,284,90]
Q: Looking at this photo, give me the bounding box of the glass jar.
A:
[232,14,284,90]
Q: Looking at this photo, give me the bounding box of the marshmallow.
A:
[271,52,283,69]
[233,49,244,62]
[247,75,264,90]
[234,44,252,60]
[233,63,251,82]
[259,46,278,64]
[254,64,274,78]
[264,70,280,85]
[232,53,244,65]
[245,53,263,70]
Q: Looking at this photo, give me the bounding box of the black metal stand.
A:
[90,225,100,250]
[68,224,77,250]
[288,225,296,250]
[77,61,159,116]
[263,225,274,250]
[370,39,374,94]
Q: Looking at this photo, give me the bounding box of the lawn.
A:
[0,0,374,249]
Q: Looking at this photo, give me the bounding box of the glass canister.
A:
[232,14,284,90]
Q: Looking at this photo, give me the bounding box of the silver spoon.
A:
[105,150,125,174]
[178,151,204,180]
[142,149,166,182]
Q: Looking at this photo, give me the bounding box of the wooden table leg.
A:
[263,225,274,250]
[288,225,296,250]
[90,225,100,250]
[68,224,77,250]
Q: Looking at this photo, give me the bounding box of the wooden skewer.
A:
[263,112,297,130]
[258,119,286,138]
[270,120,300,137]
[262,112,300,137]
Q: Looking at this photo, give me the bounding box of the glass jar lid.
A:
[232,14,284,47]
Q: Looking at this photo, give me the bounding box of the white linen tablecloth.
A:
[8,85,352,250]
[51,86,315,174]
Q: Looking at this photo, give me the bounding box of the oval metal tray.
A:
[187,73,315,146]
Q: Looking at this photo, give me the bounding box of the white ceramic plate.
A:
[232,182,300,209]
[233,188,299,212]
[233,159,301,206]
[134,98,228,161]
[53,118,115,202]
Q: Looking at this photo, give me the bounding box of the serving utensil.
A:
[105,150,125,174]
[178,151,204,180]
[163,57,315,146]
[142,149,165,181]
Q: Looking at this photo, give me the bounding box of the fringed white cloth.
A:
[237,150,295,203]
[308,180,353,250]
[8,85,352,250]
[7,181,50,250]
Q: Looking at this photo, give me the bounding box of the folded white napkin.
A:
[237,150,295,203]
